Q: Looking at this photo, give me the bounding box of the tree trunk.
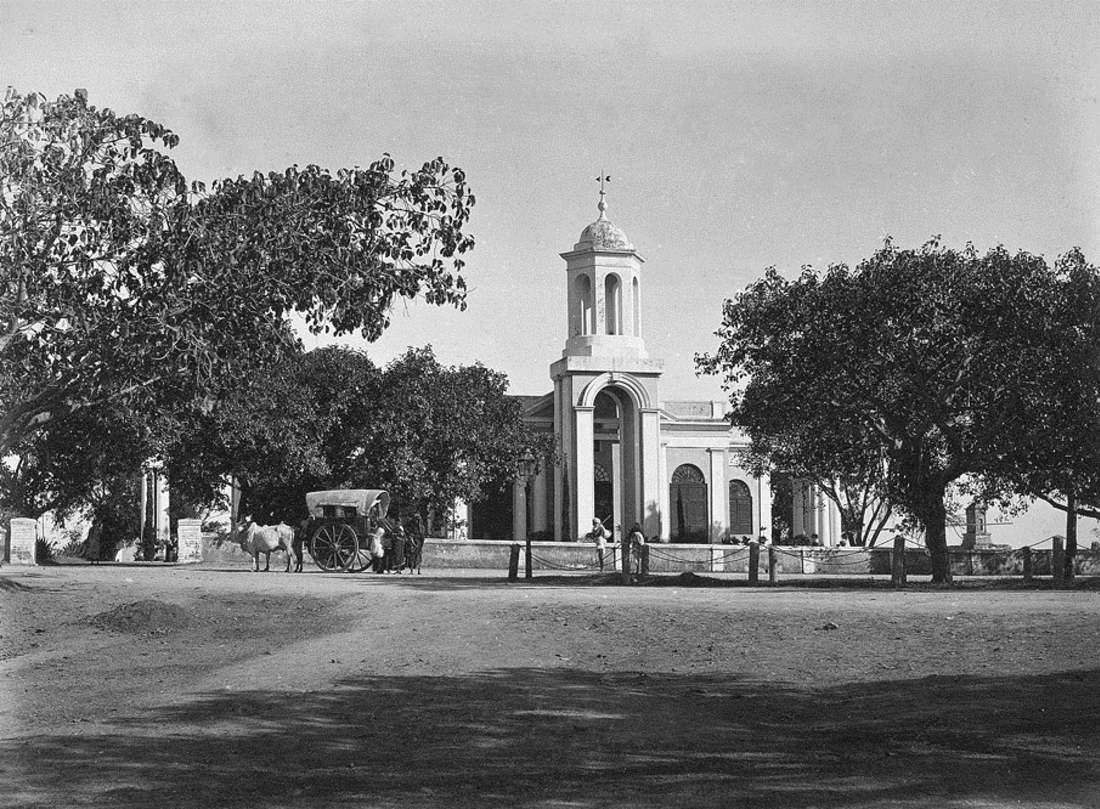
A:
[1065,491,1077,583]
[916,489,953,584]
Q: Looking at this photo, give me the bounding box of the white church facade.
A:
[468,192,844,546]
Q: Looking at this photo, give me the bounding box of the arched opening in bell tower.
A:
[573,274,593,336]
[604,273,622,335]
[591,385,642,541]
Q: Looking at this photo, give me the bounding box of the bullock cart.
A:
[304,489,389,572]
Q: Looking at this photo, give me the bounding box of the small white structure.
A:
[7,518,37,565]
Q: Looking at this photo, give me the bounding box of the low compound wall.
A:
[195,533,1100,577]
[422,541,1100,576]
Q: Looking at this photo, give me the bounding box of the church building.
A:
[468,189,844,546]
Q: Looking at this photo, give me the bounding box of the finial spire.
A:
[596,174,611,220]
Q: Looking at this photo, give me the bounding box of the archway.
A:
[670,464,708,543]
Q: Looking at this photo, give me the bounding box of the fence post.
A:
[748,541,760,585]
[525,535,533,580]
[508,543,520,582]
[768,545,778,585]
[891,535,907,588]
[621,541,631,585]
[1022,546,1033,583]
[640,545,650,577]
[1053,536,1065,589]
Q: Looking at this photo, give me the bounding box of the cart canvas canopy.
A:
[305,489,390,520]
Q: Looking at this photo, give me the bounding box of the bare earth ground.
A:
[1,563,1099,809]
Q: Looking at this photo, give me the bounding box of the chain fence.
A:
[511,534,1096,583]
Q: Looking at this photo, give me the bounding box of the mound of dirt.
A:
[90,600,192,634]
[640,571,731,588]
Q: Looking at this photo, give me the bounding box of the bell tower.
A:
[551,180,664,543]
[562,176,648,359]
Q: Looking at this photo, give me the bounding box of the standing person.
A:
[627,522,646,575]
[391,524,407,574]
[369,520,386,573]
[404,514,425,574]
[589,517,610,571]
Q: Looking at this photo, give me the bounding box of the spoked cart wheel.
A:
[310,523,358,572]
[344,536,374,573]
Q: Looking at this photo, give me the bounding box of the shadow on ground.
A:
[5,665,1099,808]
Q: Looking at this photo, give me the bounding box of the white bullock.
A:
[233,520,299,572]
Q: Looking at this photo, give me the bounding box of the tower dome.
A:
[575,215,633,251]
[574,190,633,251]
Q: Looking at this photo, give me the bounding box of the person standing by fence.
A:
[589,518,610,571]
[628,522,646,575]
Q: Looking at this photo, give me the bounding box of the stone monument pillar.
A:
[962,502,992,549]
[176,519,203,564]
[8,518,37,565]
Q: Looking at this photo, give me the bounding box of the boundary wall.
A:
[195,534,1100,576]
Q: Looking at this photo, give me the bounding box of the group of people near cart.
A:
[368,515,425,574]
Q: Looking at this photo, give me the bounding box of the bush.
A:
[35,538,55,564]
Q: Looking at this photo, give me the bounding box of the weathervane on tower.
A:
[596,173,611,219]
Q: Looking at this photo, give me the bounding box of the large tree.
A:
[698,239,1096,583]
[977,247,1100,579]
[1,88,475,473]
[166,346,545,533]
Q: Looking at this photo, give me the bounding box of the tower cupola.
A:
[560,179,647,360]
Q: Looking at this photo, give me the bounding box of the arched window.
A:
[604,273,622,335]
[729,480,753,536]
[670,463,708,543]
[574,274,593,336]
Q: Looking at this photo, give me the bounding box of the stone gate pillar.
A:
[8,518,37,565]
[176,519,203,564]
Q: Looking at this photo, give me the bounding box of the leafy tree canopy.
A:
[167,346,547,532]
[698,239,1100,582]
[1,88,475,469]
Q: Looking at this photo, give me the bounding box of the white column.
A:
[156,471,171,549]
[810,485,819,536]
[139,472,149,540]
[641,408,663,540]
[827,496,841,547]
[757,472,772,541]
[708,448,725,543]
[611,441,623,542]
[512,479,527,541]
[574,406,595,542]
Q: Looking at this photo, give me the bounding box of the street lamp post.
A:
[516,448,537,579]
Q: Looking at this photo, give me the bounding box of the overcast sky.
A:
[3,0,1098,542]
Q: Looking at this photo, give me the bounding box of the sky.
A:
[2,0,1098,545]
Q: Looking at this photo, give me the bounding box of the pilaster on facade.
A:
[707,447,726,542]
[573,405,596,542]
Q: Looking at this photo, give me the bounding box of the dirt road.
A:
[2,564,1099,808]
